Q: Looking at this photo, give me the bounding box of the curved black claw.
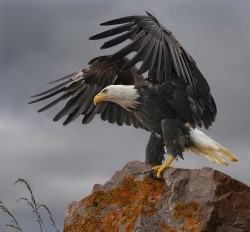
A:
[149,169,164,181]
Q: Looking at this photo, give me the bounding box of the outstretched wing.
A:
[90,12,216,128]
[29,56,147,129]
[90,12,204,85]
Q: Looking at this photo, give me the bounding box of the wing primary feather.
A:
[162,35,172,81]
[29,80,84,104]
[121,33,152,71]
[161,40,167,81]
[133,33,152,54]
[101,26,138,49]
[82,105,100,124]
[84,103,96,115]
[138,38,156,75]
[29,89,66,104]
[179,54,193,86]
[47,71,80,84]
[147,26,161,38]
[110,31,145,61]
[156,41,163,81]
[78,85,100,114]
[89,22,133,40]
[106,71,118,86]
[98,102,108,115]
[181,53,195,87]
[53,85,88,121]
[148,40,160,78]
[165,35,180,77]
[116,107,125,126]
[100,102,111,121]
[63,107,80,126]
[172,45,186,81]
[124,112,132,126]
[107,104,117,124]
[99,16,136,26]
[131,116,140,128]
[63,99,96,125]
[30,80,72,98]
[37,93,71,112]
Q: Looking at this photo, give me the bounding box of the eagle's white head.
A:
[94,85,140,111]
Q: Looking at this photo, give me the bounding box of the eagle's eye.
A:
[102,89,108,94]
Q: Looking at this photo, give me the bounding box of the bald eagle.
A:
[30,12,238,179]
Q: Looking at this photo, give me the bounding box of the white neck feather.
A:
[104,85,140,111]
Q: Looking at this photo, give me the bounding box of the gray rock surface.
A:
[63,161,250,232]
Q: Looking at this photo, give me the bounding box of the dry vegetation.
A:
[0,178,60,232]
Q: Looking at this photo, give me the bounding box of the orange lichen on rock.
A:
[173,201,204,232]
[100,210,121,231]
[63,175,165,232]
[160,223,178,232]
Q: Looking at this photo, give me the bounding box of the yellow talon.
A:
[152,155,175,179]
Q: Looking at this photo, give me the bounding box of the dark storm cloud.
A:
[1,0,250,229]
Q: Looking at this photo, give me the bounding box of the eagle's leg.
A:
[145,132,165,165]
[152,155,175,178]
[150,118,187,179]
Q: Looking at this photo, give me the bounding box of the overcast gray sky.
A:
[1,0,250,230]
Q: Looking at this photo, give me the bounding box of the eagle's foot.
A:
[150,156,175,180]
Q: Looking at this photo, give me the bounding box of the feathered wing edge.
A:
[90,12,209,89]
[29,56,148,130]
[187,128,238,165]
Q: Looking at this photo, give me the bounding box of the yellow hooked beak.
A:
[93,92,107,105]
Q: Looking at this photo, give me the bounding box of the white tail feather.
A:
[187,128,238,165]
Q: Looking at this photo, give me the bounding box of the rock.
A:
[63,161,250,232]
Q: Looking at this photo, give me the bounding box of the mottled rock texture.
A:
[63,161,250,232]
